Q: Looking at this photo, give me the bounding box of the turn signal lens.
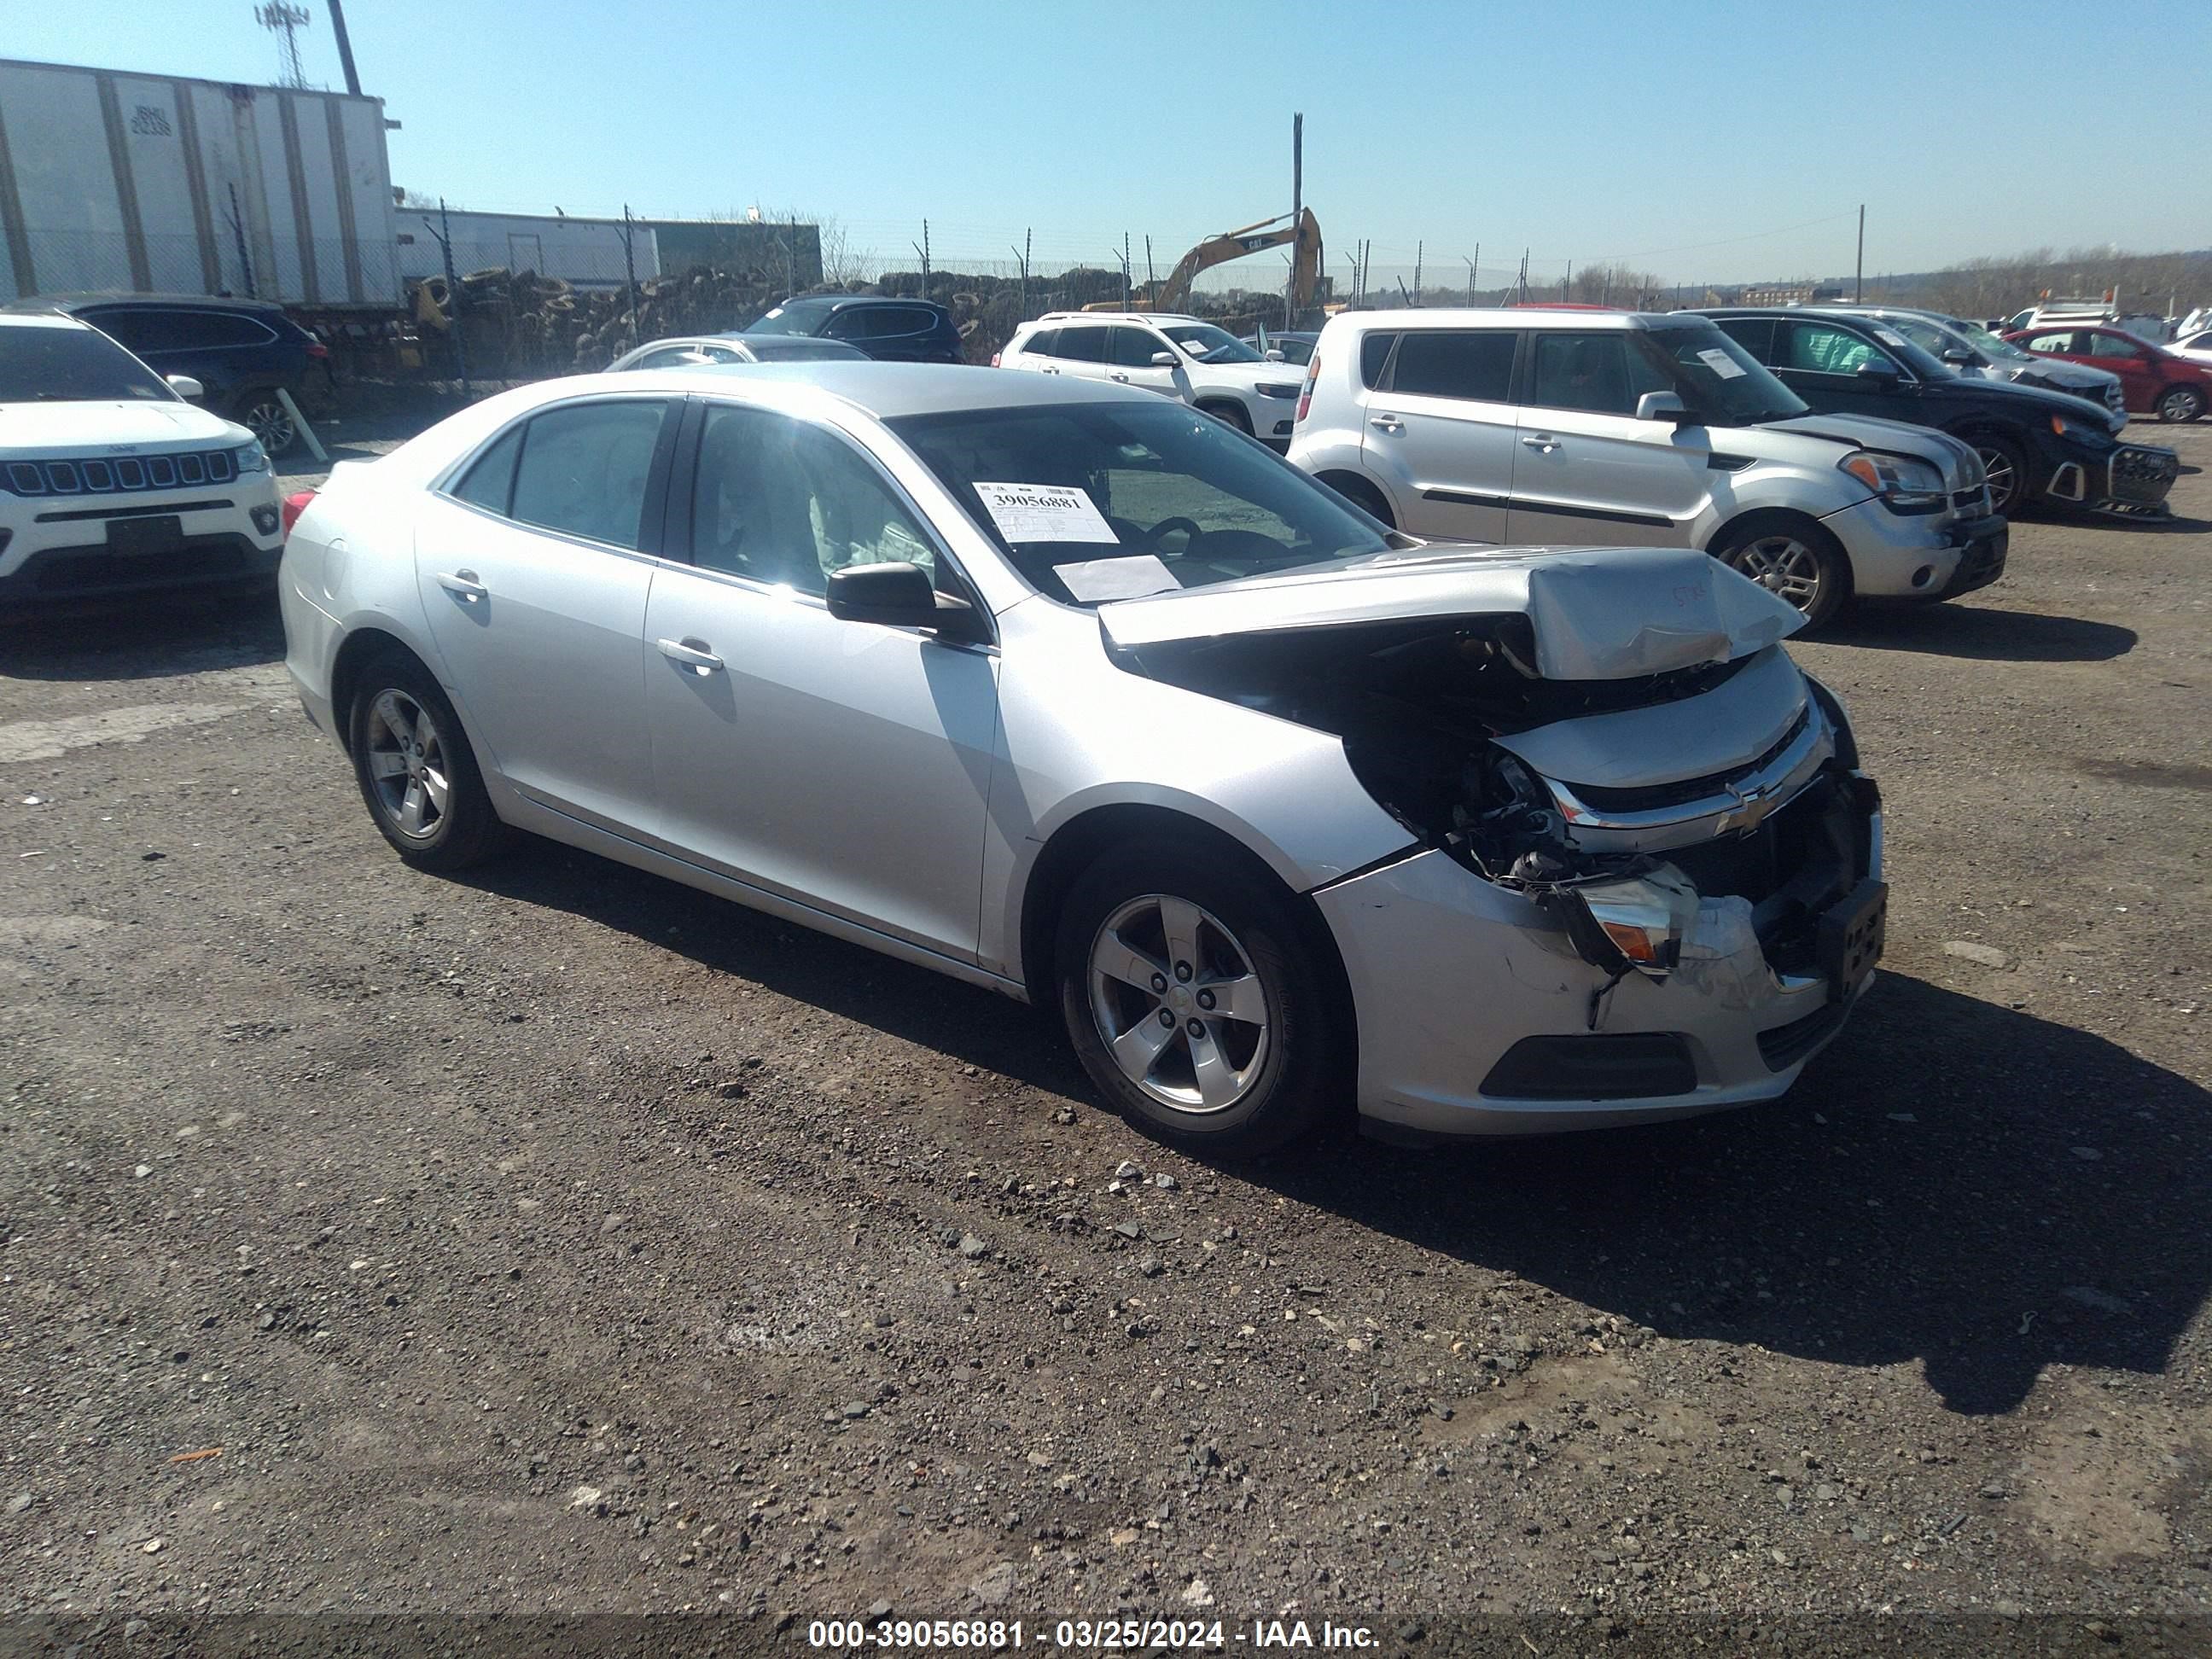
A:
[1598,919,1671,964]
[1295,352,1319,423]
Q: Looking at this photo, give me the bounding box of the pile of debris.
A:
[410,262,798,372]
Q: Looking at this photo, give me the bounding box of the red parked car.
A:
[2005,323,2211,423]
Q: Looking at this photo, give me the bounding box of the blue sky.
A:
[11,0,2209,288]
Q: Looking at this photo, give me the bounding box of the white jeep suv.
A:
[1285,307,2007,628]
[998,312,1308,449]
[1,311,283,611]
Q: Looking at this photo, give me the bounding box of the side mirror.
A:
[1634,390,1693,422]
[166,374,205,399]
[825,560,986,642]
[1941,347,1976,367]
[1150,351,1178,368]
[1854,361,1902,385]
[1264,348,1286,363]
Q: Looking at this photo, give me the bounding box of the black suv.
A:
[1696,308,2177,518]
[10,294,324,456]
[743,295,964,364]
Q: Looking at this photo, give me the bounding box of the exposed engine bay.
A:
[1111,616,1882,990]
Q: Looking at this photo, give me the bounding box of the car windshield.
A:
[1635,326,1807,425]
[0,323,175,403]
[888,399,1390,607]
[1161,323,1263,364]
[1945,319,2034,363]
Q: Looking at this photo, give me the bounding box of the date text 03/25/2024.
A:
[807,1620,1381,1650]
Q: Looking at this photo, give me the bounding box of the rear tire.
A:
[346,651,511,871]
[1055,838,1341,1156]
[236,389,299,455]
[1196,399,1254,436]
[1321,471,1395,529]
[1709,515,1851,630]
[2156,385,2205,423]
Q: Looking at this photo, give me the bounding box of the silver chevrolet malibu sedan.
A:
[279,364,1885,1154]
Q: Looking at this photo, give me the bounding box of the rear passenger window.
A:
[2021,331,2075,353]
[1390,331,1515,401]
[1527,333,1667,415]
[509,399,670,549]
[1359,333,1396,388]
[451,425,523,515]
[1057,329,1108,364]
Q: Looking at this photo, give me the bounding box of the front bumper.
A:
[1817,493,1987,599]
[1927,512,2007,599]
[2038,442,2180,516]
[1314,789,1882,1138]
[0,528,282,608]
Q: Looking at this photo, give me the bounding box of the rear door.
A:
[413,394,676,834]
[1504,330,1708,547]
[1052,325,1114,386]
[1363,328,1519,541]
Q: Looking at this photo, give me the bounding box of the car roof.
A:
[770,294,946,314]
[1033,311,1202,327]
[8,290,288,316]
[588,359,1158,420]
[1326,307,1685,332]
[0,310,91,332]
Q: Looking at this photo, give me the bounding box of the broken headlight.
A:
[1838,450,1946,515]
[1542,866,1700,981]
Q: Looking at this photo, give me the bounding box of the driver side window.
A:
[690,405,935,596]
[2087,332,2144,359]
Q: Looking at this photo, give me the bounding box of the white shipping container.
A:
[0,55,399,309]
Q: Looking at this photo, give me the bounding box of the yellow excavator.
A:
[1083,208,1323,314]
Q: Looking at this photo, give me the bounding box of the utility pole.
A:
[1413,240,1423,306]
[1563,260,1572,301]
[1011,232,1030,319]
[619,205,639,348]
[255,3,311,89]
[1144,235,1155,305]
[910,220,930,302]
[1469,242,1479,305]
[1122,233,1132,308]
[1287,111,1302,329]
[1854,203,1865,304]
[326,0,363,95]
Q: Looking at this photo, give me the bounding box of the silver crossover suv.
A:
[281,364,1884,1153]
[1286,308,2005,629]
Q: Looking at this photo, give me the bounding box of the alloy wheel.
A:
[2157,387,2203,423]
[244,397,296,454]
[1722,534,1824,612]
[363,690,451,841]
[1973,445,2018,511]
[1086,894,1272,1115]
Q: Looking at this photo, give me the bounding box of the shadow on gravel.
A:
[1824,603,2136,663]
[0,585,283,680]
[1255,973,2209,1416]
[462,838,1087,1095]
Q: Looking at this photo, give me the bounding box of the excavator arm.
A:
[1083,209,1324,313]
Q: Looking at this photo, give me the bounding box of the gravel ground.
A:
[0,414,2208,1650]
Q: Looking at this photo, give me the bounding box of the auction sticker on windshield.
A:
[1697,348,1746,379]
[975,481,1119,544]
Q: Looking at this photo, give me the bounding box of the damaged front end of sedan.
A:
[1097,544,1886,1133]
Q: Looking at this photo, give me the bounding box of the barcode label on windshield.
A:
[974,481,1119,544]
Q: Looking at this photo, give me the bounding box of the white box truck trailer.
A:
[0,56,399,309]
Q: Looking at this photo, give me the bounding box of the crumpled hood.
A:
[0,399,249,455]
[1097,543,1804,680]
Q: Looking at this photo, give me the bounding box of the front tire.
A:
[1196,399,1254,436]
[1964,432,2028,514]
[1055,839,1341,1155]
[236,390,299,455]
[1709,516,1851,630]
[346,652,510,871]
[2156,385,2206,423]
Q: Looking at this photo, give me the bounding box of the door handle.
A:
[1109,371,1129,382]
[436,569,487,602]
[1521,434,1561,453]
[1369,414,1404,433]
[655,637,725,673]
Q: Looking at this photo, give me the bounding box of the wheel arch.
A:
[1705,502,1836,556]
[1315,469,1394,527]
[329,626,431,757]
[1014,803,1355,1074]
